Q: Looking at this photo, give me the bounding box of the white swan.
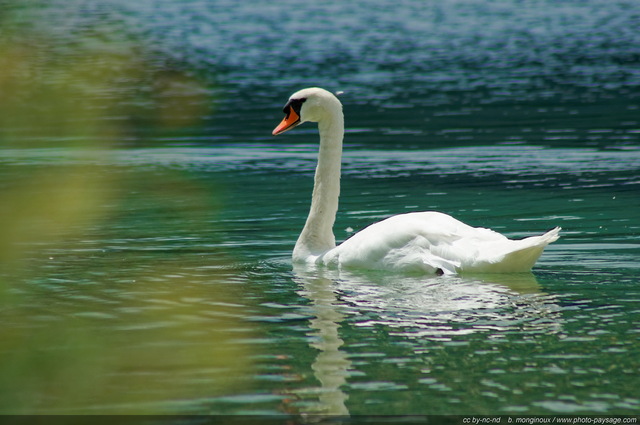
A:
[273,87,560,274]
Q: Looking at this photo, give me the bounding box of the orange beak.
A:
[272,106,301,135]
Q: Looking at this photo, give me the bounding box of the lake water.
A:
[0,0,639,418]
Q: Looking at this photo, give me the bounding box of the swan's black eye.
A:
[282,97,306,116]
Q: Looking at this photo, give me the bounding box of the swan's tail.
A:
[518,226,561,246]
[498,227,561,272]
[535,226,562,244]
[468,227,561,273]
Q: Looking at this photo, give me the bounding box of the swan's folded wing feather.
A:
[322,211,496,273]
[321,212,558,274]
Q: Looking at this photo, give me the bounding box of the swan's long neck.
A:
[293,109,344,262]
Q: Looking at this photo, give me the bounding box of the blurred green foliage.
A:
[0,4,215,145]
[0,4,251,414]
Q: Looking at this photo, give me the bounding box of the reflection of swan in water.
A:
[292,266,351,417]
[330,270,563,339]
[290,265,562,416]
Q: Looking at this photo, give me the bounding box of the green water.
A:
[2,142,638,416]
[1,0,639,418]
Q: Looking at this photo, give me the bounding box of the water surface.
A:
[0,0,639,417]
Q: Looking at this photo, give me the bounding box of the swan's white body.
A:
[273,87,560,275]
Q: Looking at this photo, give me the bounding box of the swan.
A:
[272,87,560,274]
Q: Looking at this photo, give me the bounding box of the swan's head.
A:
[272,87,342,136]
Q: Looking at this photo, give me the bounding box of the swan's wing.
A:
[321,211,559,274]
[322,211,508,274]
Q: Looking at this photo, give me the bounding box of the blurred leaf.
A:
[0,5,252,415]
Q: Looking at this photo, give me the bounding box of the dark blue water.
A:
[0,0,639,417]
[5,0,640,145]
